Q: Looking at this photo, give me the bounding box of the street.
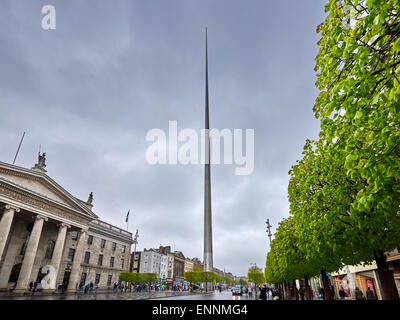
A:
[0,290,269,300]
[158,291,258,300]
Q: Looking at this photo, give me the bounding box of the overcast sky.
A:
[0,0,326,276]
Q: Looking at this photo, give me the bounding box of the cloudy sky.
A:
[0,0,326,276]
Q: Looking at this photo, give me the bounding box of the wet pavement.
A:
[0,290,270,300]
[0,290,200,300]
[158,291,257,300]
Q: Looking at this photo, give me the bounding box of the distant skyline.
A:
[0,0,327,275]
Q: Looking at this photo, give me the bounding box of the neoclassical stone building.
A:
[0,154,133,293]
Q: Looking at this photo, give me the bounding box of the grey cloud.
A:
[0,0,326,275]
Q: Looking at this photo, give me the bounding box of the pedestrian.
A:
[29,281,33,292]
[299,287,305,300]
[33,281,38,295]
[366,287,375,300]
[355,287,365,300]
[259,284,267,300]
[339,287,346,300]
[318,287,325,300]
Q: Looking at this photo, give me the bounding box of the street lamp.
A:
[266,219,272,245]
[132,229,139,272]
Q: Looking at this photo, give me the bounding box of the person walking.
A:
[32,281,38,295]
[299,287,305,300]
[366,287,375,300]
[355,287,365,300]
[339,287,346,300]
[259,284,267,300]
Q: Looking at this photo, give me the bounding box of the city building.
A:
[157,246,174,286]
[330,249,400,300]
[0,156,133,293]
[184,258,194,273]
[192,257,203,270]
[173,251,185,287]
[139,248,168,282]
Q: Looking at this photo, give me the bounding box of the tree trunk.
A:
[293,280,299,300]
[375,251,400,300]
[321,270,333,300]
[304,275,312,300]
[281,282,286,300]
[287,282,292,300]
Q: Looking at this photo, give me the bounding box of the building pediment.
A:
[174,252,186,260]
[0,161,97,223]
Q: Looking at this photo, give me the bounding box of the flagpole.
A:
[126,209,130,231]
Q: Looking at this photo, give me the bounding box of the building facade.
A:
[139,249,162,275]
[330,249,400,300]
[184,258,194,273]
[0,157,133,293]
[173,251,185,286]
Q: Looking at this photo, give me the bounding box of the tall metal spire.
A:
[204,27,213,273]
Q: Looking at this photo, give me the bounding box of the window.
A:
[95,274,101,285]
[112,242,116,251]
[20,234,30,256]
[67,248,75,262]
[122,245,126,253]
[84,252,90,264]
[110,257,114,268]
[45,240,55,259]
[98,254,103,266]
[71,231,78,240]
[87,235,93,245]
[107,275,112,287]
[100,239,106,248]
[120,259,124,269]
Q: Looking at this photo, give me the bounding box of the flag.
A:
[126,210,130,223]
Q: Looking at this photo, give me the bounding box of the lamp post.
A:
[132,229,139,272]
[266,219,272,245]
[265,219,274,298]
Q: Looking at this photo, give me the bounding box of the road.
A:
[158,291,257,300]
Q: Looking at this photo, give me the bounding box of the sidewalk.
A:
[0,289,210,300]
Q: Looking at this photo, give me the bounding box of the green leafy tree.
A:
[247,267,265,298]
[313,0,400,300]
[266,0,400,300]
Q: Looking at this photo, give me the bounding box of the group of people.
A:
[339,286,376,300]
[258,284,281,300]
[28,281,38,294]
[77,281,98,294]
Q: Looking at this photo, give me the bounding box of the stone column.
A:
[0,205,20,263]
[48,223,70,290]
[66,229,87,292]
[14,215,48,293]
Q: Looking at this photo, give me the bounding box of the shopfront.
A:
[333,275,352,299]
[355,271,379,300]
[388,259,400,297]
